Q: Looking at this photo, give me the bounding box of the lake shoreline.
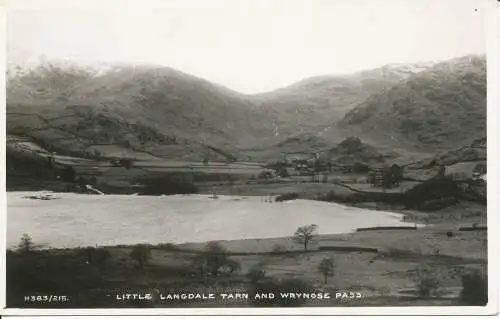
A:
[7,191,420,250]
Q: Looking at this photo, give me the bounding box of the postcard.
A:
[1,0,498,316]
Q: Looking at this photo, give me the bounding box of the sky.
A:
[6,0,490,94]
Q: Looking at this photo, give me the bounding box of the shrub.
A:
[246,263,267,284]
[459,271,487,305]
[202,242,227,276]
[271,244,284,255]
[411,263,441,298]
[386,248,412,258]
[417,277,440,297]
[258,170,273,180]
[158,243,178,251]
[17,233,34,253]
[130,244,152,269]
[275,192,299,202]
[221,259,241,274]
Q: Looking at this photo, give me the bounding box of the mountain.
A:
[7,60,430,161]
[6,56,485,163]
[7,63,272,161]
[338,55,486,152]
[250,62,432,138]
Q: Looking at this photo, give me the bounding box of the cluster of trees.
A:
[367,164,404,189]
[257,170,274,180]
[139,174,198,195]
[189,242,241,276]
[402,175,463,210]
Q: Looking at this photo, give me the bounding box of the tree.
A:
[352,162,369,173]
[390,164,404,186]
[246,263,267,284]
[437,165,446,178]
[130,244,152,269]
[381,167,394,189]
[275,166,289,178]
[60,165,76,182]
[221,259,241,274]
[293,224,318,251]
[317,257,335,284]
[227,174,234,186]
[367,171,377,187]
[191,242,239,276]
[17,233,34,253]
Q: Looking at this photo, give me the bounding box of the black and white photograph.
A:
[1,0,497,315]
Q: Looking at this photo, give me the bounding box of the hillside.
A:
[339,55,486,152]
[6,56,485,163]
[408,137,486,170]
[7,63,271,161]
[251,62,432,138]
[318,136,399,166]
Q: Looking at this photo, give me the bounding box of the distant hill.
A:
[318,136,399,166]
[408,137,486,169]
[339,55,486,152]
[251,62,432,138]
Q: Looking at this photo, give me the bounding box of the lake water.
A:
[7,192,415,249]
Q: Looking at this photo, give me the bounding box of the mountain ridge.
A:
[6,55,486,162]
